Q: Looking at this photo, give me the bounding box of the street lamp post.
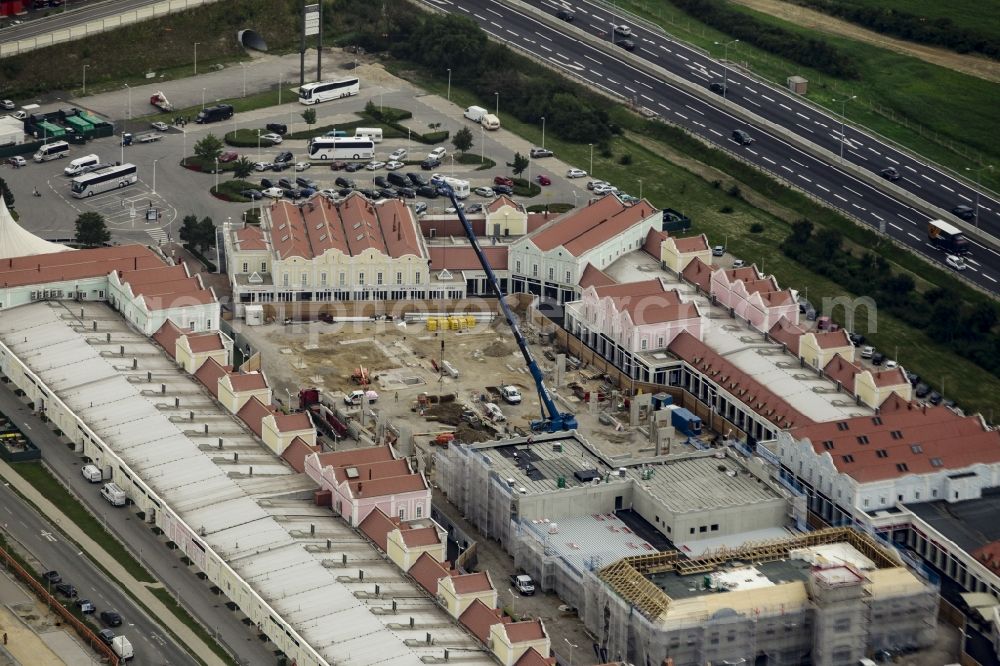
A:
[481,123,485,164]
[257,130,262,163]
[241,63,247,97]
[494,92,499,117]
[638,178,643,200]
[965,165,993,229]
[589,143,594,176]
[714,39,739,99]
[278,72,283,106]
[201,88,206,110]
[833,95,857,162]
[541,116,546,150]
[214,159,219,193]
[152,159,158,194]
[564,639,578,666]
[182,128,187,165]
[82,64,89,95]
[124,83,131,120]
[447,68,452,102]
[193,42,200,75]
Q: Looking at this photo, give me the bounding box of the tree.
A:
[787,219,813,246]
[452,127,473,154]
[180,214,216,252]
[198,217,217,251]
[0,177,13,209]
[179,214,200,248]
[510,151,529,177]
[233,156,254,179]
[193,134,223,164]
[74,212,109,247]
[301,108,317,127]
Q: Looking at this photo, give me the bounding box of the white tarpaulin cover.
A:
[0,196,70,259]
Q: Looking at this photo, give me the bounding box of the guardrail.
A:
[590,0,1000,204]
[0,0,222,58]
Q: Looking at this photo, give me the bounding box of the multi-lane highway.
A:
[433,0,1000,293]
[0,468,197,665]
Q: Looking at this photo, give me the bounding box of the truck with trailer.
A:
[149,91,174,112]
[927,219,969,254]
[121,132,163,146]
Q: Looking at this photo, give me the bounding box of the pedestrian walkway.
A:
[0,459,227,666]
[146,228,169,244]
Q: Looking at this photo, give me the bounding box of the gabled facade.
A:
[660,234,712,273]
[490,620,550,666]
[438,572,497,618]
[176,331,230,374]
[710,265,798,332]
[387,523,446,571]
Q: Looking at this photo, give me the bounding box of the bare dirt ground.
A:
[729,0,1000,83]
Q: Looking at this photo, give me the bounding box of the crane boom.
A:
[440,184,576,432]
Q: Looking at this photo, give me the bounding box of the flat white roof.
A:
[605,251,874,424]
[0,303,491,666]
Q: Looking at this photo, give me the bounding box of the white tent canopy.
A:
[0,195,71,259]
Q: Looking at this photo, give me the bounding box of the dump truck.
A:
[149,91,173,112]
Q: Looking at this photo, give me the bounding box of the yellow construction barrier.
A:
[426,319,438,332]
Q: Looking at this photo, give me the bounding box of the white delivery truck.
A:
[481,113,500,130]
[101,482,127,507]
[80,464,102,483]
[112,635,134,661]
[509,574,535,595]
[464,106,488,123]
[345,389,379,405]
[354,127,383,143]
[64,154,100,177]
[499,386,522,404]
[441,175,470,199]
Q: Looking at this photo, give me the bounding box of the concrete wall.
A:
[516,482,631,523]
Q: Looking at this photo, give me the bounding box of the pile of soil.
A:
[425,402,464,425]
[483,338,513,357]
[455,423,492,444]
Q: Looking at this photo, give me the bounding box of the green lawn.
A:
[614,0,1000,192]
[811,0,1000,43]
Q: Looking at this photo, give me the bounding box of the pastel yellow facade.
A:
[489,624,550,666]
[799,333,855,370]
[485,203,528,236]
[217,377,272,414]
[854,371,913,409]
[175,338,229,375]
[437,576,498,618]
[386,528,446,571]
[260,416,315,456]
[660,236,712,273]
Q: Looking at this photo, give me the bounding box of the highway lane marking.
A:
[816,184,829,192]
[660,45,672,53]
[708,128,722,137]
[815,121,829,128]
[921,174,936,183]
[890,222,903,231]
[871,213,884,221]
[41,530,57,542]
[744,98,761,108]
[641,94,654,102]
[779,103,792,111]
[902,177,922,188]
[852,203,866,211]
[747,149,758,155]
[676,112,689,120]
[458,4,469,10]
[781,165,793,173]
[904,165,918,173]
[848,150,868,161]
[534,31,553,41]
[475,13,487,20]
[795,112,809,120]
[538,43,553,52]
[789,158,808,168]
[641,47,659,57]
[623,85,637,93]
[886,156,899,164]
[637,79,653,89]
[658,102,671,111]
[868,147,882,156]
[795,123,814,134]
[981,205,993,211]
[492,21,504,29]
[762,155,775,164]
[897,213,917,225]
[677,54,689,61]
[709,69,722,77]
[761,94,775,102]
[555,51,569,59]
[506,29,518,36]
[843,186,863,197]
[908,232,921,241]
[958,193,972,202]
[744,86,758,93]
[985,274,997,283]
[590,69,602,76]
[606,76,618,84]
[584,54,602,64]
[833,193,848,202]
[684,104,704,115]
[798,174,812,183]
[689,70,710,81]
[486,6,502,16]
[940,184,954,193]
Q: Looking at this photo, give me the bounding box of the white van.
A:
[464,106,488,123]
[481,114,500,131]
[81,464,102,483]
[34,140,69,162]
[101,482,127,507]
[354,127,383,143]
[64,153,100,177]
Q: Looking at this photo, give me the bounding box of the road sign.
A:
[304,4,320,36]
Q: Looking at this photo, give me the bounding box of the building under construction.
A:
[436,433,938,665]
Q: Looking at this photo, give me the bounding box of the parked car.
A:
[436,186,451,198]
[587,179,608,190]
[951,205,976,221]
[11,110,26,121]
[474,186,495,197]
[7,156,26,168]
[412,202,428,215]
[241,189,263,200]
[536,174,551,186]
[945,254,967,271]
[100,611,122,627]
[330,161,347,171]
[388,148,407,161]
[278,177,295,190]
[709,82,727,95]
[253,162,271,171]
[615,38,636,51]
[374,176,390,188]
[421,157,441,170]
[510,573,536,595]
[261,187,284,199]
[335,176,355,189]
[294,162,311,171]
[592,183,616,194]
[281,188,298,199]
[407,173,428,187]
[270,161,291,172]
[905,372,920,386]
[344,162,363,172]
[860,345,874,359]
[218,150,238,163]
[397,187,416,198]
[0,100,15,110]
[712,245,725,257]
[261,133,284,144]
[884,360,899,370]
[880,166,901,181]
[427,147,447,160]
[732,129,754,145]
[357,188,378,199]
[366,160,386,171]
[260,178,273,189]
[914,383,931,398]
[492,184,513,195]
[274,151,293,164]
[295,177,316,189]
[566,168,587,179]
[76,599,96,614]
[298,187,316,198]
[55,583,77,598]
[444,203,465,214]
[338,188,354,197]
[927,391,943,405]
[417,185,439,198]
[265,123,288,135]
[530,147,553,158]
[98,629,116,646]
[385,160,404,170]
[871,352,885,366]
[466,203,484,214]
[42,571,62,584]
[731,259,746,269]
[150,121,169,132]
[494,176,514,187]
[848,333,865,346]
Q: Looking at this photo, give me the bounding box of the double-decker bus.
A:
[298,77,360,105]
[307,137,375,161]
[70,163,138,198]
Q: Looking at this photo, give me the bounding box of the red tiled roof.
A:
[768,317,805,355]
[408,551,452,594]
[237,396,272,437]
[271,410,312,433]
[332,458,411,484]
[642,229,668,258]
[529,196,656,256]
[526,212,552,233]
[503,620,547,644]
[578,263,617,290]
[592,279,699,325]
[487,195,522,214]
[0,245,163,289]
[791,402,1000,483]
[152,319,188,359]
[813,329,852,350]
[400,526,441,548]
[116,264,188,286]
[339,193,389,256]
[681,256,714,291]
[313,445,395,470]
[268,200,315,260]
[757,289,795,307]
[669,331,812,428]
[723,266,762,283]
[359,507,401,552]
[459,599,507,643]
[227,372,268,393]
[235,225,269,251]
[973,542,1000,575]
[515,648,556,666]
[871,367,909,388]
[823,354,860,393]
[194,357,230,397]
[281,436,320,474]
[428,245,508,271]
[451,572,493,595]
[379,198,423,259]
[185,331,225,354]
[349,473,427,499]
[671,234,709,253]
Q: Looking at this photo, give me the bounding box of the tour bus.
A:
[33,140,70,162]
[70,163,138,198]
[353,127,383,143]
[298,77,360,105]
[307,137,375,161]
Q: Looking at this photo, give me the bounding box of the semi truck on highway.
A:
[927,219,969,255]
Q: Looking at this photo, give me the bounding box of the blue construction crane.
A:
[440,184,577,432]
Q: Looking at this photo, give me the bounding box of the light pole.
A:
[193,42,200,75]
[965,165,993,229]
[278,72,283,106]
[182,128,187,165]
[541,116,546,150]
[447,68,452,102]
[241,62,247,97]
[564,639,578,666]
[832,95,856,162]
[714,39,739,99]
[82,64,89,95]
[214,158,219,193]
[589,143,594,176]
[494,91,499,117]
[480,123,485,164]
[257,129,262,163]
[152,159,158,194]
[124,83,131,120]
[638,178,643,200]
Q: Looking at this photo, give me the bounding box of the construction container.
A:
[426,319,438,332]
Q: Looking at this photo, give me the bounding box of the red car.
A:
[536,174,551,186]
[218,151,239,163]
[330,161,346,171]
[494,175,514,187]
